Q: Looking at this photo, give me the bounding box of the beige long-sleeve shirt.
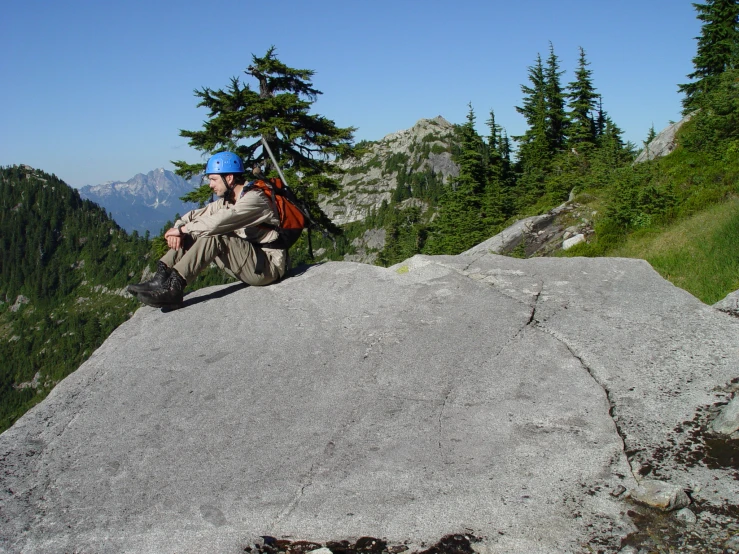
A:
[174,188,287,277]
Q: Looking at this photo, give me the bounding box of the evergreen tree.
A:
[679,0,739,112]
[424,106,489,254]
[566,47,600,146]
[456,104,487,194]
[483,109,506,226]
[514,54,551,206]
[486,109,502,165]
[515,54,549,154]
[173,47,356,212]
[644,124,657,148]
[544,42,568,152]
[681,67,739,154]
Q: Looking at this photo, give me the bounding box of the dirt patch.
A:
[620,502,739,553]
[244,534,480,554]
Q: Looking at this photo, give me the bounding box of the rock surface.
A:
[714,289,739,317]
[1,249,738,553]
[634,114,693,163]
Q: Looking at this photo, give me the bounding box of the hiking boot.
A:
[127,261,171,295]
[136,270,187,309]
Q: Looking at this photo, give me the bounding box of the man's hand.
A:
[164,226,185,250]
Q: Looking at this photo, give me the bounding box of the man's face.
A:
[208,174,231,197]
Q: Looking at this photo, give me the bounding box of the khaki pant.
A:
[161,234,277,287]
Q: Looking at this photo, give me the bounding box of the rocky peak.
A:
[319,116,460,226]
[79,169,201,235]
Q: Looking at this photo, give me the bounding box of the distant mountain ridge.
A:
[79,168,201,235]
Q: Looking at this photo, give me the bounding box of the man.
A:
[128,152,287,309]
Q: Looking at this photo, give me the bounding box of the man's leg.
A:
[136,235,277,308]
[136,236,223,308]
[212,236,278,287]
[127,236,193,295]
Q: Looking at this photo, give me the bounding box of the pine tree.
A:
[486,109,501,164]
[679,0,739,112]
[566,47,600,146]
[456,105,487,194]
[173,47,356,208]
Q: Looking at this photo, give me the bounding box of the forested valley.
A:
[0,166,152,431]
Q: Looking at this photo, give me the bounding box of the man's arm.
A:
[164,224,188,250]
[184,191,276,238]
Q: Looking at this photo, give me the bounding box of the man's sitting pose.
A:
[128,152,287,309]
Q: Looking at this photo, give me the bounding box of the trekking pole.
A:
[260,137,290,187]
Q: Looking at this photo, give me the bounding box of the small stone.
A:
[618,546,638,554]
[610,485,627,497]
[308,548,333,554]
[629,479,691,511]
[675,507,697,524]
[563,234,586,250]
[711,396,739,435]
[724,535,739,552]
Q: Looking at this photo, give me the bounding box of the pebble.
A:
[675,507,697,524]
[711,396,739,435]
[725,535,739,552]
[629,479,691,511]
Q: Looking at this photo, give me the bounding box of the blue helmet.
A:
[205,152,245,174]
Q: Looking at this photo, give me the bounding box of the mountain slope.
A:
[0,165,150,432]
[79,168,200,235]
[319,116,459,226]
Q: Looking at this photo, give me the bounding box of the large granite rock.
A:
[1,249,738,553]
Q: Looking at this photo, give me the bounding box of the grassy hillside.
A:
[609,197,739,304]
[560,101,739,305]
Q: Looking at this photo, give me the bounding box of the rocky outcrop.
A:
[319,117,459,226]
[1,250,738,552]
[635,114,693,163]
[9,295,30,313]
[465,197,597,257]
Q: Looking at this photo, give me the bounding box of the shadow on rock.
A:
[169,282,249,311]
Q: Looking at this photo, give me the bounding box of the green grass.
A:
[608,197,739,304]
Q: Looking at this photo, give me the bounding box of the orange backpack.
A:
[249,178,309,250]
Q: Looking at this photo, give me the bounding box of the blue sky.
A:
[1,1,701,188]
